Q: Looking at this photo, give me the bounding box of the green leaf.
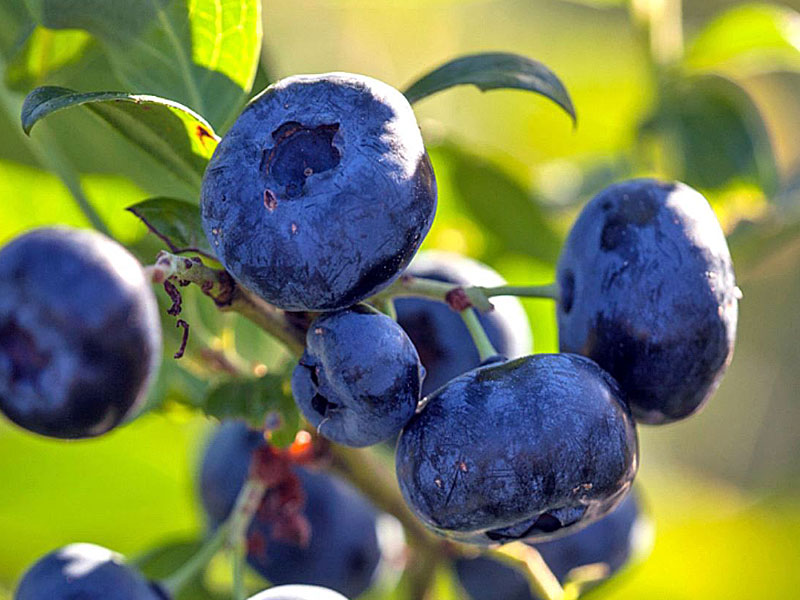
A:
[642,74,778,196]
[729,212,800,279]
[430,143,562,263]
[202,376,300,448]
[686,4,800,74]
[404,52,576,123]
[22,86,218,188]
[24,0,262,129]
[5,27,90,91]
[127,197,214,258]
[0,2,36,62]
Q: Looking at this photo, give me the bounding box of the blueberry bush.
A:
[2,0,800,599]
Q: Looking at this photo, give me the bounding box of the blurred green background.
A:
[1,0,799,598]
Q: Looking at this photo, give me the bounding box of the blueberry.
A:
[199,422,390,598]
[556,179,739,424]
[15,543,167,600]
[248,585,348,600]
[0,228,161,439]
[291,305,424,447]
[396,354,638,544]
[395,251,531,395]
[454,492,652,600]
[201,72,437,311]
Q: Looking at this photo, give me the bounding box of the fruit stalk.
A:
[479,283,560,301]
[492,543,568,600]
[159,476,267,597]
[228,477,269,596]
[159,521,231,595]
[460,308,498,361]
[371,274,559,311]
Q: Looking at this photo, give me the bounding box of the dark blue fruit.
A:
[15,543,167,600]
[395,251,531,395]
[248,585,348,600]
[199,422,388,598]
[292,305,424,447]
[396,353,638,545]
[201,72,437,311]
[556,179,738,424]
[454,492,652,600]
[0,228,161,439]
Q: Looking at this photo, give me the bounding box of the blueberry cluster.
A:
[6,72,738,599]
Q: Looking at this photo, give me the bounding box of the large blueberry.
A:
[199,422,391,598]
[454,491,652,600]
[15,543,166,600]
[291,306,423,447]
[201,72,437,311]
[395,251,531,395]
[0,228,161,439]
[248,585,348,600]
[556,179,739,424]
[396,354,638,545]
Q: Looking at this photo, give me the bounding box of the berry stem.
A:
[228,476,269,549]
[370,275,559,312]
[159,476,267,597]
[159,521,230,596]
[492,543,569,600]
[460,308,498,362]
[379,297,398,320]
[479,283,560,301]
[377,274,455,302]
[232,547,246,600]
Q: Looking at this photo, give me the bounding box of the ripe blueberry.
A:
[201,72,437,311]
[0,228,161,438]
[15,543,167,600]
[248,585,348,600]
[454,492,652,600]
[396,354,638,544]
[199,422,393,598]
[395,251,531,395]
[556,179,738,424]
[291,305,424,447]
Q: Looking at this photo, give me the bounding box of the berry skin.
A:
[201,72,437,311]
[396,354,638,545]
[199,422,390,598]
[454,492,652,600]
[248,585,348,600]
[15,543,167,600]
[0,228,161,439]
[556,179,738,424]
[291,305,424,447]
[395,251,531,395]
